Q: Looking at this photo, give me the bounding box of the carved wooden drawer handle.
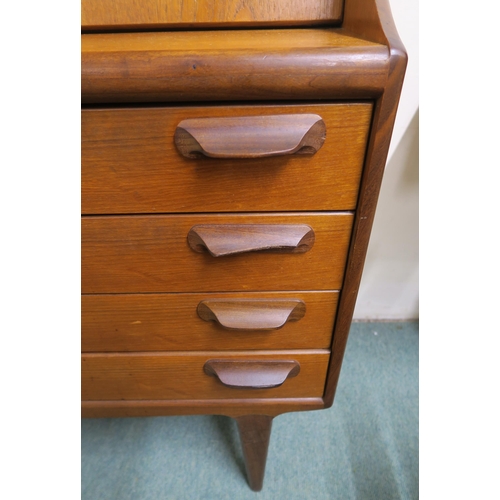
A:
[197,299,306,330]
[204,360,300,389]
[174,114,326,159]
[187,224,315,257]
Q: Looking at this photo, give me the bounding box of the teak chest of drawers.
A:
[81,0,407,491]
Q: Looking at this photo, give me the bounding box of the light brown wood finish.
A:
[81,30,388,103]
[80,0,407,418]
[80,0,408,489]
[82,104,372,214]
[175,115,326,159]
[82,28,382,52]
[204,360,300,389]
[82,0,343,30]
[187,225,315,257]
[236,415,273,491]
[81,213,354,294]
[82,291,338,352]
[82,350,330,401]
[197,299,306,331]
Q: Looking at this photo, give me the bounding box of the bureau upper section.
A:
[81,0,406,105]
[82,0,343,31]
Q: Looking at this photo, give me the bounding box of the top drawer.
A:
[82,0,343,31]
[82,103,372,214]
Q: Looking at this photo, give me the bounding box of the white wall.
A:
[353,0,419,320]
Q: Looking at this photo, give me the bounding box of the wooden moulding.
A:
[81,29,389,103]
[174,115,326,159]
[81,398,326,419]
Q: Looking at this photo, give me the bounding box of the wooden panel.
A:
[81,350,330,400]
[82,0,343,30]
[81,30,388,103]
[82,104,372,214]
[323,0,408,407]
[81,213,354,293]
[82,397,326,419]
[82,291,338,352]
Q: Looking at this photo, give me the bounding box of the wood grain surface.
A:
[81,213,354,293]
[82,0,343,30]
[187,224,315,256]
[79,0,408,429]
[236,414,274,491]
[81,30,388,103]
[82,397,326,418]
[82,104,372,214]
[82,350,330,400]
[82,291,338,352]
[174,114,326,159]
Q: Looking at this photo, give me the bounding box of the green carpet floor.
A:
[82,321,418,499]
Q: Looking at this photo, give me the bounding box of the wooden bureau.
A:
[81,0,406,491]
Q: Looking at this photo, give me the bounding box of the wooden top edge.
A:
[81,28,386,53]
[82,349,331,358]
[81,28,389,103]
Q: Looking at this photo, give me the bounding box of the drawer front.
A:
[82,291,339,352]
[81,213,354,293]
[81,104,372,214]
[82,1,343,30]
[82,351,330,400]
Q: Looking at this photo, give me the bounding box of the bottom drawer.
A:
[82,351,330,401]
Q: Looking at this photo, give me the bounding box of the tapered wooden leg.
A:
[235,414,274,491]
